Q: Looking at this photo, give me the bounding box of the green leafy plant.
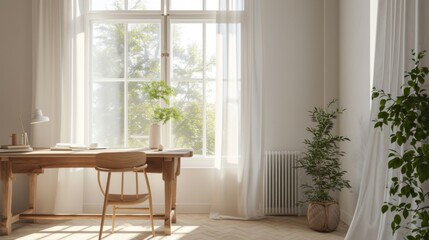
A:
[143,81,182,125]
[297,99,351,203]
[372,50,429,240]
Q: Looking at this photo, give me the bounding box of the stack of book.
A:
[0,145,33,152]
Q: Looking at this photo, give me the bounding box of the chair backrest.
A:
[95,151,148,198]
[95,151,146,170]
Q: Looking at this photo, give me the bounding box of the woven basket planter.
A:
[307,201,340,232]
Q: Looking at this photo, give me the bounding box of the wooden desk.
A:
[0,148,193,235]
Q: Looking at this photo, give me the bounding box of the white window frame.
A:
[84,0,237,168]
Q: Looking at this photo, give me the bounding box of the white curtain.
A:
[210,0,263,219]
[32,0,86,213]
[345,0,422,239]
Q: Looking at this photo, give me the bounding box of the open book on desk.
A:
[50,143,107,151]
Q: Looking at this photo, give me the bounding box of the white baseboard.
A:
[341,210,353,225]
[83,203,211,214]
[175,204,211,213]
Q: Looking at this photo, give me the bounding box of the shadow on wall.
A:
[0,175,29,215]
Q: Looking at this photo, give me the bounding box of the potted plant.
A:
[297,99,351,232]
[372,50,429,239]
[143,81,181,149]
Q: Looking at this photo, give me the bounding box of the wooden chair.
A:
[95,152,155,239]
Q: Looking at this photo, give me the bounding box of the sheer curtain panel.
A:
[210,0,263,220]
[32,0,85,213]
[345,0,424,239]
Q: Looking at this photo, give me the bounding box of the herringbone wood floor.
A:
[4,214,348,240]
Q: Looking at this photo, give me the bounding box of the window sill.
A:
[181,156,214,168]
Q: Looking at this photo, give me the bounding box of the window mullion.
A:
[87,20,93,145]
[162,14,171,147]
[202,23,207,156]
[163,15,169,83]
[124,23,129,147]
[163,0,168,15]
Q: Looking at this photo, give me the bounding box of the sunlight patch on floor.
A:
[14,223,199,240]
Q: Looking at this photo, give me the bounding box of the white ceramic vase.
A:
[149,123,161,149]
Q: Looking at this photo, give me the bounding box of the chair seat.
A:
[107,193,150,205]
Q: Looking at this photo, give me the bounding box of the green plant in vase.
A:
[297,99,351,232]
[143,81,181,149]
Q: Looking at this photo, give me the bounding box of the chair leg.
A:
[143,170,155,236]
[112,205,116,233]
[149,196,155,236]
[99,173,111,240]
[99,200,108,239]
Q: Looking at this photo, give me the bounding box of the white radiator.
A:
[264,150,301,216]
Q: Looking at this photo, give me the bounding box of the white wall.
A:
[0,0,33,214]
[338,0,370,224]
[262,0,338,152]
[261,0,322,152]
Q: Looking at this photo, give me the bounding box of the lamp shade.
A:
[30,109,50,124]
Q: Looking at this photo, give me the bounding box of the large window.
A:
[87,0,243,163]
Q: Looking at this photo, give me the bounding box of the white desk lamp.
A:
[21,109,50,145]
[31,109,50,124]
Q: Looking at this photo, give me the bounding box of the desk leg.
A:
[28,174,37,217]
[172,176,177,223]
[173,157,180,224]
[0,161,13,235]
[163,159,174,235]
